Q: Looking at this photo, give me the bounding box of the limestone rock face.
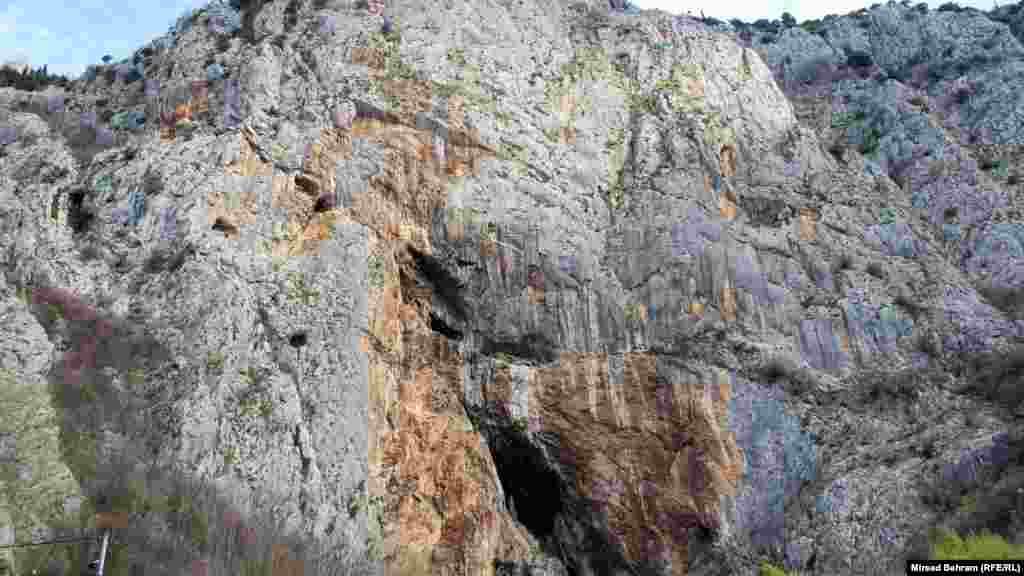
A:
[2,1,1024,576]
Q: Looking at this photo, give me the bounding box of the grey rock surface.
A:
[1,0,1023,575]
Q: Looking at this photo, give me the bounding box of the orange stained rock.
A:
[271,544,303,576]
[523,352,743,575]
[351,46,385,69]
[226,131,274,178]
[720,144,737,178]
[799,207,818,241]
[718,192,737,220]
[345,71,521,576]
[206,185,258,239]
[447,94,466,132]
[721,286,737,322]
[683,67,706,102]
[528,285,546,305]
[562,125,578,144]
[174,101,191,122]
[559,90,576,123]
[480,238,497,258]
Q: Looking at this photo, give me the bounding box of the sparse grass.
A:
[624,302,643,323]
[271,143,289,163]
[207,351,225,372]
[285,272,320,305]
[511,416,528,434]
[446,47,467,66]
[760,562,790,576]
[608,183,625,210]
[367,255,385,289]
[931,528,1024,560]
[81,456,379,575]
[223,445,239,467]
[862,126,882,156]
[830,110,865,129]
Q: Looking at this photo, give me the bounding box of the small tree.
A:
[102,55,113,64]
[781,11,796,27]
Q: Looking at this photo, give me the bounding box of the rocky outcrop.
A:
[1,0,1023,575]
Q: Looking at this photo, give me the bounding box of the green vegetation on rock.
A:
[931,528,1024,560]
[0,370,91,575]
[759,561,791,576]
[367,254,386,289]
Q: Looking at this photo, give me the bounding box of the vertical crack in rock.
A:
[429,311,463,340]
[408,246,468,321]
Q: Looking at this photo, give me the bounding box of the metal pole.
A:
[96,530,109,576]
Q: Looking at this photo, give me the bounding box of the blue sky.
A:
[0,0,1004,79]
[0,0,206,78]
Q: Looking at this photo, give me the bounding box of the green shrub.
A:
[831,110,865,129]
[367,255,385,289]
[862,126,882,155]
[931,529,1024,559]
[495,352,513,369]
[800,19,821,34]
[511,416,528,434]
[760,562,789,576]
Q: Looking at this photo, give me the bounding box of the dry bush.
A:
[83,456,381,576]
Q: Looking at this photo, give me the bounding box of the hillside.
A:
[1,0,1023,575]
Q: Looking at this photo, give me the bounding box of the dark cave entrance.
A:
[488,429,564,540]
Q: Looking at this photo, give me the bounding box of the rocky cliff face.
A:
[1,0,1023,575]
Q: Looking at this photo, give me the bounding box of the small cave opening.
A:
[488,430,564,540]
[313,192,335,213]
[429,312,463,341]
[212,217,238,236]
[67,189,93,234]
[407,246,467,320]
[288,331,308,348]
[482,335,558,365]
